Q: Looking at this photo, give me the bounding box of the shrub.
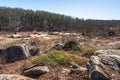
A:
[81,47,95,58]
[33,49,88,67]
[70,55,88,66]
[68,50,81,55]
[32,50,73,67]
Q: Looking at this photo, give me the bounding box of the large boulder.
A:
[0,74,34,80]
[87,49,120,80]
[0,44,30,63]
[23,66,49,78]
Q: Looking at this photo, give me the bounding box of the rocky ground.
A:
[0,32,120,80]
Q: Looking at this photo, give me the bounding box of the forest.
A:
[0,7,120,36]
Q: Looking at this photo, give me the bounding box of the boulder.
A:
[43,43,64,54]
[51,43,64,50]
[63,40,80,51]
[87,49,120,80]
[0,74,34,80]
[10,34,22,38]
[0,44,30,63]
[23,66,49,78]
[29,47,39,56]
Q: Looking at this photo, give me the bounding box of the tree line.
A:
[0,7,120,36]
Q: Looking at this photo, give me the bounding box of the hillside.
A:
[0,7,120,36]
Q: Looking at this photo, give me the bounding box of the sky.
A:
[0,0,119,20]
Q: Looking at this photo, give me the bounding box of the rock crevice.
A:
[87,49,120,80]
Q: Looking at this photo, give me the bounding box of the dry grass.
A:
[81,47,95,58]
[1,32,120,80]
[0,38,25,47]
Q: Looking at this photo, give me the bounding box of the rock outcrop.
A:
[0,44,30,63]
[23,65,49,78]
[0,74,34,80]
[107,41,120,49]
[87,49,120,80]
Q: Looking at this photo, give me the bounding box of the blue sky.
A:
[0,0,119,20]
